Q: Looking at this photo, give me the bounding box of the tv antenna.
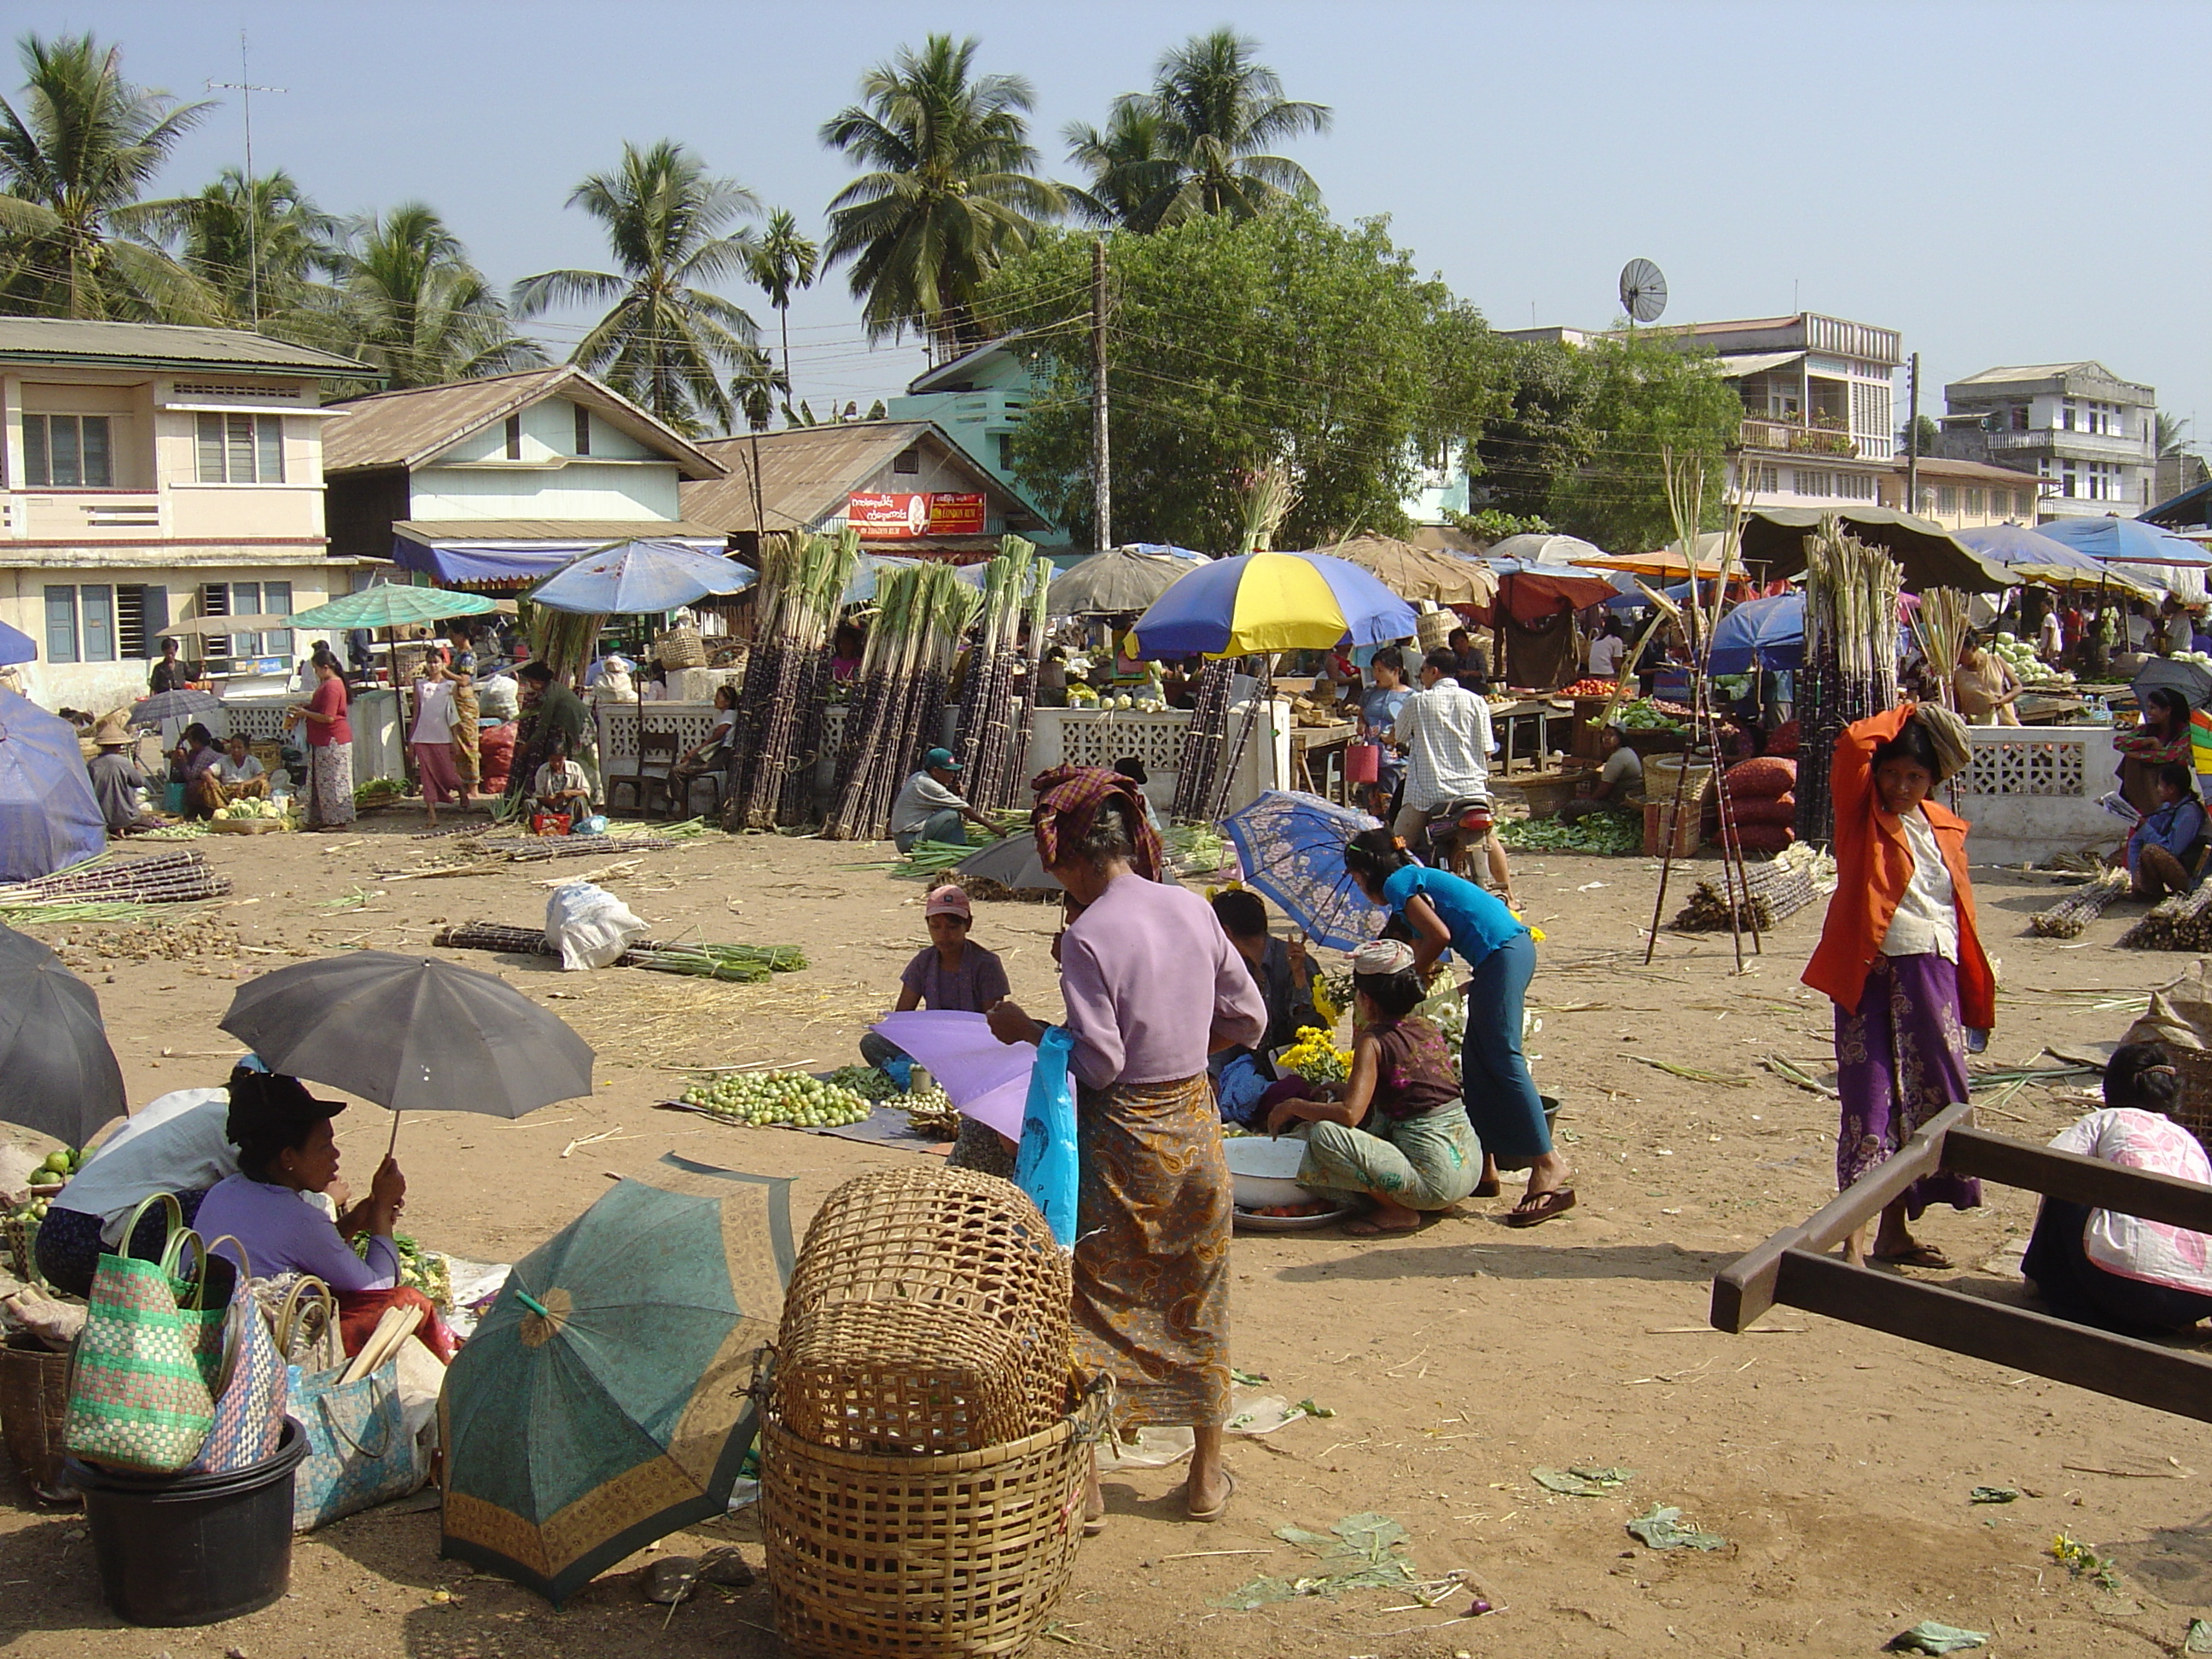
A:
[207,32,287,325]
[1619,258,1668,327]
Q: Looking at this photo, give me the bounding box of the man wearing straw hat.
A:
[86,713,160,835]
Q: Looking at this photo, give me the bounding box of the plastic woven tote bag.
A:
[290,1358,423,1532]
[183,1238,290,1476]
[62,1193,225,1474]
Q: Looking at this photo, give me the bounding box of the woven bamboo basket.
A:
[762,1377,1107,1658]
[1417,608,1456,655]
[2168,1047,2212,1158]
[777,1167,1070,1456]
[655,626,707,669]
[0,1340,74,1503]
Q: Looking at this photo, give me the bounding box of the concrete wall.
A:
[1951,724,2123,866]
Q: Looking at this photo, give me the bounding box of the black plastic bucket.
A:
[65,1418,307,1627]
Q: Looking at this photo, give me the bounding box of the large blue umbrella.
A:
[1708,594,1805,674]
[1131,550,1417,658]
[1953,521,2103,573]
[0,688,104,882]
[527,539,754,616]
[2034,515,2212,568]
[0,620,34,667]
[1221,789,1387,953]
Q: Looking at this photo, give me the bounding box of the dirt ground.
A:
[6,812,2212,1658]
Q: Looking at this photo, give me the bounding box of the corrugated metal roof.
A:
[320,364,725,480]
[683,421,1049,534]
[0,317,369,375]
[393,518,726,543]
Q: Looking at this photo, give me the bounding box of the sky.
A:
[15,1,2212,442]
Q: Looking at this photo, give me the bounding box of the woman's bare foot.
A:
[1345,1197,1424,1236]
[1184,1426,1231,1521]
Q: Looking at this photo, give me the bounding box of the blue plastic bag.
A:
[1015,1025,1080,1247]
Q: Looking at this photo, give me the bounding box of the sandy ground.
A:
[6,812,2212,1657]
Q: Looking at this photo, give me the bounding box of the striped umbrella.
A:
[1129,550,1417,659]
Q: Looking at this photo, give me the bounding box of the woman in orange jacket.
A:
[1804,702,1993,1268]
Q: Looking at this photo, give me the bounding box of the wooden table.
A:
[1488,698,1576,777]
[1290,721,1356,804]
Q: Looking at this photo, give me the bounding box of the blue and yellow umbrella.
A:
[439,1157,793,1604]
[1129,550,1419,659]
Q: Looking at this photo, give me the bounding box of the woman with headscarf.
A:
[1805,702,1991,1269]
[987,766,1267,1527]
[2117,685,2194,814]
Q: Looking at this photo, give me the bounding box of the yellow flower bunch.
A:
[1280,1025,1352,1086]
[1311,970,1352,1028]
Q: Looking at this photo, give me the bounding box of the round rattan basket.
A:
[0,1339,75,1503]
[654,627,707,669]
[1417,607,1457,655]
[761,1378,1105,1658]
[777,1167,1070,1456]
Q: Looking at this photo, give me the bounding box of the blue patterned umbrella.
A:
[1221,789,1387,953]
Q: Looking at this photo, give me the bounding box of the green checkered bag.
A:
[62,1194,225,1474]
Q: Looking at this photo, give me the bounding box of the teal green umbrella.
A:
[287,585,499,630]
[439,1157,793,1604]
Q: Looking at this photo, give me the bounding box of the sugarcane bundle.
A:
[952,538,1046,813]
[1005,556,1052,807]
[820,563,917,841]
[821,563,975,841]
[2029,866,2132,939]
[1911,588,1973,712]
[2118,881,2212,951]
[727,528,863,830]
[0,850,232,911]
[1171,661,1236,821]
[1670,858,1820,933]
[434,921,805,975]
[1795,519,1902,846]
[504,833,686,863]
[521,600,603,683]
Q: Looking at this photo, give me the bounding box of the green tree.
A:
[979,206,1504,550]
[1078,30,1330,231]
[515,139,761,435]
[0,32,213,320]
[1896,411,1940,457]
[324,204,542,388]
[142,166,340,329]
[819,34,1062,353]
[746,207,818,398]
[729,342,787,434]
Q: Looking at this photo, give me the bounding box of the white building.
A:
[1936,362,2158,520]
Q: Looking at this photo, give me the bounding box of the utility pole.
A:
[1906,351,1921,515]
[1091,237,1111,551]
[207,32,286,326]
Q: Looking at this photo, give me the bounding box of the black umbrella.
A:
[218,952,595,1151]
[953,834,1063,894]
[129,689,224,728]
[0,923,126,1144]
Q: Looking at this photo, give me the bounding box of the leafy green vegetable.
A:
[1498,810,1641,854]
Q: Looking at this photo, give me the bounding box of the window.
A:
[114,584,164,659]
[893,447,920,475]
[1749,463,1779,493]
[2015,488,2033,516]
[44,584,119,662]
[1791,469,1832,497]
[195,413,285,483]
[2062,402,2076,432]
[996,433,1013,474]
[199,580,293,662]
[2062,465,2079,498]
[23,413,114,486]
[1966,487,1985,515]
[1834,473,1877,501]
[504,415,523,460]
[2011,405,2030,431]
[573,405,591,455]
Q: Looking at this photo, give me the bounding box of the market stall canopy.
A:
[2034,515,2212,569]
[1315,534,1496,608]
[1707,593,1805,674]
[1481,559,1621,625]
[0,921,125,1144]
[389,524,730,586]
[1737,506,2013,592]
[287,585,501,632]
[1483,532,1609,567]
[526,539,754,616]
[1044,544,1207,616]
[0,620,34,666]
[0,687,103,882]
[1590,538,1736,579]
[1130,550,1417,658]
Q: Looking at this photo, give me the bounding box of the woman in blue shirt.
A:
[1342,829,1574,1225]
[2128,761,2209,899]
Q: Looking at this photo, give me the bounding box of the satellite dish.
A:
[1620,258,1668,324]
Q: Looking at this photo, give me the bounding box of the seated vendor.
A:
[888,747,998,854]
[863,885,1014,1176]
[2023,1042,2212,1336]
[195,1071,455,1362]
[85,713,160,835]
[1261,939,1481,1235]
[2125,762,2208,899]
[206,733,270,808]
[174,722,224,819]
[33,1067,253,1298]
[666,684,736,815]
[532,734,593,823]
[1209,889,1318,1125]
[1558,724,1642,822]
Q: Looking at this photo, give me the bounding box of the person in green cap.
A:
[889,747,999,853]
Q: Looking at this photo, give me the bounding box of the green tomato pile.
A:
[681,1071,872,1127]
[9,1146,82,1227]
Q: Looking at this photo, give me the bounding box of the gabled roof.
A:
[904,332,1028,396]
[1947,361,2151,398]
[682,419,1051,535]
[319,364,725,479]
[0,317,370,377]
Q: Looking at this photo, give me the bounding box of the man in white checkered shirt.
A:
[1392,648,1514,902]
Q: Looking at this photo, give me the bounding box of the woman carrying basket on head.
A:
[1805,702,1991,1269]
[987,766,1266,1528]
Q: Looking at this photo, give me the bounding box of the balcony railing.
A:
[1740,416,1860,457]
[1985,428,2151,461]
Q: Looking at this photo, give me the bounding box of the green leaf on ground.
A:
[1625,1504,1726,1551]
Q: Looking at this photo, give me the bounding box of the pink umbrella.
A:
[870,1011,1036,1139]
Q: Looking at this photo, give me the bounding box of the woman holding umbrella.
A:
[987,766,1266,1526]
[290,654,355,829]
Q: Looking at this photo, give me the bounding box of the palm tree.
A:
[818,34,1063,354]
[141,166,341,329]
[2158,411,2195,457]
[1064,100,1177,230]
[730,343,787,434]
[1121,29,1330,229]
[514,140,761,436]
[0,32,214,320]
[747,207,818,395]
[323,204,543,388]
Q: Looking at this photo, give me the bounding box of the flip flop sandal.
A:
[1504,1188,1576,1228]
[1870,1243,1952,1270]
[1185,1470,1237,1523]
[1083,1513,1108,1538]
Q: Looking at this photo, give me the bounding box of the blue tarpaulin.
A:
[0,688,103,881]
[0,620,33,667]
[392,534,729,586]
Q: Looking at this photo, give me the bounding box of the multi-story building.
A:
[0,317,373,709]
[1935,362,2157,520]
[1880,455,2046,531]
